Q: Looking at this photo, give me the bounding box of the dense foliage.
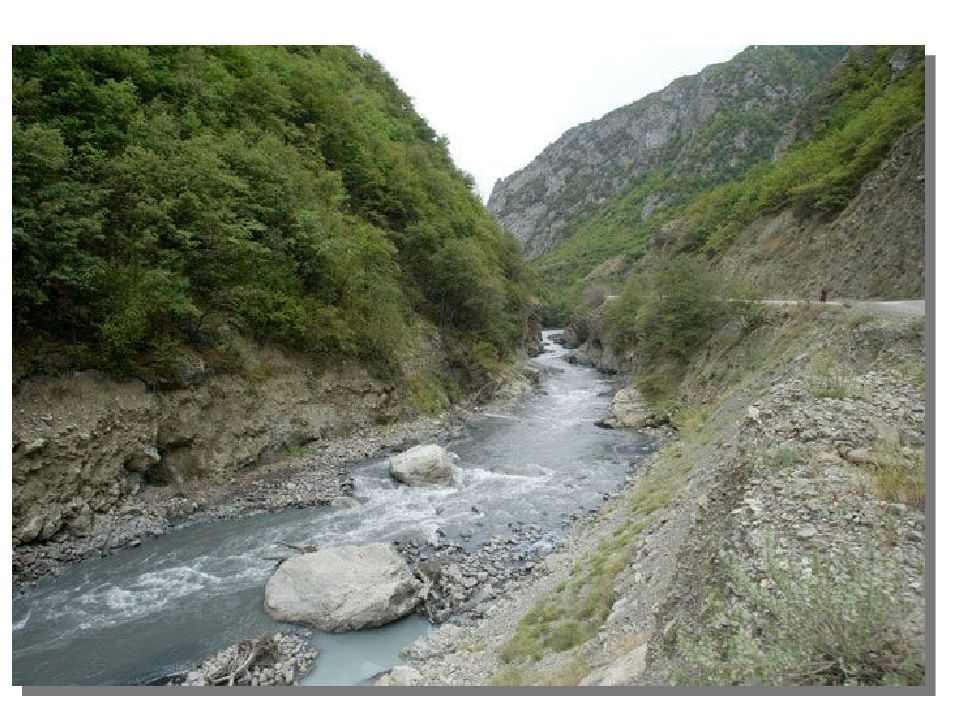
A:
[601,256,760,372]
[533,46,923,322]
[13,46,530,384]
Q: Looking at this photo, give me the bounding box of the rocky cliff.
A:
[488,46,846,259]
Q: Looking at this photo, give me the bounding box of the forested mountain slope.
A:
[13,46,531,389]
[11,46,535,553]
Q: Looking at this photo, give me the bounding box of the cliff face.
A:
[488,47,846,259]
[714,123,925,300]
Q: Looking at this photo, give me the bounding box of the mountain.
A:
[487,46,923,324]
[488,46,848,261]
[13,46,532,390]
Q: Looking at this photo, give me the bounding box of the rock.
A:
[870,419,900,446]
[264,543,421,631]
[845,447,910,468]
[374,665,422,686]
[544,553,569,573]
[844,448,875,465]
[23,437,47,455]
[662,618,678,647]
[602,388,649,429]
[65,507,94,535]
[521,364,542,384]
[328,496,360,510]
[125,445,161,473]
[389,444,456,486]
[579,643,648,686]
[797,525,817,539]
[14,511,45,544]
[174,351,207,388]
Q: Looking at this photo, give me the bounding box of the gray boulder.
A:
[389,444,456,486]
[374,665,423,686]
[264,543,421,631]
[603,388,649,429]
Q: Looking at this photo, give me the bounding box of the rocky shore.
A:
[169,631,317,687]
[13,360,544,592]
[12,413,468,591]
[374,307,926,686]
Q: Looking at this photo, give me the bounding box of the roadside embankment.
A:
[380,303,926,686]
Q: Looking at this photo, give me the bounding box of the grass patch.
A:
[489,667,524,686]
[498,525,635,666]
[403,375,450,416]
[629,477,676,515]
[489,653,591,687]
[808,354,854,399]
[765,441,808,470]
[895,359,925,387]
[670,539,924,686]
[868,443,925,507]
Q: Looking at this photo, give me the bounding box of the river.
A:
[12,331,648,686]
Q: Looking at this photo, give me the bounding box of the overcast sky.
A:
[364,43,746,203]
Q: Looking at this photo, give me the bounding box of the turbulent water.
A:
[12,332,647,686]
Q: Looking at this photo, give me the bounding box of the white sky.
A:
[365,43,745,202]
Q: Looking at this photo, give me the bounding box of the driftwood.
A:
[208,637,278,686]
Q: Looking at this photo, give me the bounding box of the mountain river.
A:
[12,331,651,685]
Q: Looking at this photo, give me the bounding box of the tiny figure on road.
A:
[820,287,828,303]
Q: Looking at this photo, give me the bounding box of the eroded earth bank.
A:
[378,305,926,686]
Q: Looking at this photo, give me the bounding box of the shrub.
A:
[808,354,854,399]
[13,45,530,384]
[603,256,751,364]
[671,539,924,685]
[868,443,925,507]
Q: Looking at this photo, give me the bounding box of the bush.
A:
[603,256,751,364]
[671,539,924,685]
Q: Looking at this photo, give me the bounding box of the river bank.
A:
[12,346,550,593]
[13,411,466,592]
[13,332,653,686]
[377,304,927,686]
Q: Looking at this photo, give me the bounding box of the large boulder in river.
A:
[599,388,673,430]
[389,444,456,486]
[602,388,649,429]
[264,543,421,631]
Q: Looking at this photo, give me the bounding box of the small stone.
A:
[797,526,817,539]
[23,438,47,455]
[662,618,678,646]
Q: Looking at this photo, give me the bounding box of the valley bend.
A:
[9,41,930,696]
